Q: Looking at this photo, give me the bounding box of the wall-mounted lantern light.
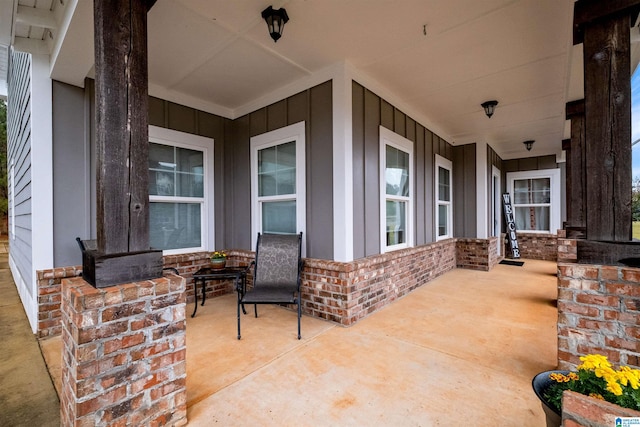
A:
[262,6,289,42]
[481,100,498,118]
[523,140,535,151]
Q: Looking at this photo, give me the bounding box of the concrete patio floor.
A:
[38,258,557,426]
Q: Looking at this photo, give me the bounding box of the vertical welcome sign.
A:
[502,193,521,259]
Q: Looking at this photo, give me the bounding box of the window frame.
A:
[250,121,306,250]
[506,168,561,234]
[148,125,214,255]
[435,154,453,241]
[379,126,414,253]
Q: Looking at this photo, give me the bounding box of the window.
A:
[251,122,306,249]
[148,126,214,254]
[435,155,453,240]
[380,127,413,252]
[507,169,561,233]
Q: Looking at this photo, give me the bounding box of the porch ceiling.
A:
[4,0,640,160]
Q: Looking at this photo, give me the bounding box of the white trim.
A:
[380,126,414,253]
[30,53,53,272]
[491,165,502,256]
[332,63,354,262]
[506,168,561,234]
[250,121,306,251]
[149,125,214,255]
[476,141,488,238]
[435,154,453,240]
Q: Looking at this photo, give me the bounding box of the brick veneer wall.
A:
[301,239,457,325]
[557,229,578,263]
[38,238,491,337]
[37,266,82,338]
[60,274,187,427]
[456,237,499,271]
[36,253,232,339]
[504,232,558,261]
[561,390,640,426]
[557,262,640,370]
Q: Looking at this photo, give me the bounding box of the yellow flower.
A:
[606,379,623,396]
[578,354,612,371]
[588,393,604,400]
[617,366,640,389]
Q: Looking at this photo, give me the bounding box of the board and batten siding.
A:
[7,51,34,300]
[452,144,477,238]
[147,93,231,251]
[352,81,453,259]
[230,80,334,259]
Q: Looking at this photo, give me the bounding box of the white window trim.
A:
[149,125,214,255]
[250,121,306,251]
[379,126,414,253]
[435,154,453,241]
[506,168,561,234]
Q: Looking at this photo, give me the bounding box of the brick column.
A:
[60,275,187,426]
[557,263,640,370]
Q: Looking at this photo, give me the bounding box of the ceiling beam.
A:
[574,0,640,44]
[16,5,57,30]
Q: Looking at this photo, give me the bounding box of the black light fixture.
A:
[481,100,498,118]
[523,140,535,151]
[262,6,289,42]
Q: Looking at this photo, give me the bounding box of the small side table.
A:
[191,267,246,318]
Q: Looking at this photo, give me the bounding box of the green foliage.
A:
[543,355,640,413]
[633,177,640,222]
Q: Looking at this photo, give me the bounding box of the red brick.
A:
[622,268,640,283]
[575,294,620,307]
[101,301,146,322]
[76,385,127,417]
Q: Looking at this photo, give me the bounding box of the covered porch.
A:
[38,258,558,425]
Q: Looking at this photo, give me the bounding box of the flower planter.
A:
[532,370,567,427]
[210,258,226,269]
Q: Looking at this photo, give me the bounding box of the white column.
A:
[31,53,54,276]
[332,64,354,262]
[476,141,488,238]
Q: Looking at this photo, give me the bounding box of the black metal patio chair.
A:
[237,232,304,340]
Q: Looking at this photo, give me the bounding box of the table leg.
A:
[191,278,200,318]
[201,279,207,306]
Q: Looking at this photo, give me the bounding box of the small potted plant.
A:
[533,354,640,427]
[210,250,227,269]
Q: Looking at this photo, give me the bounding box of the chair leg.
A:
[254,304,258,318]
[237,295,241,340]
[297,295,301,340]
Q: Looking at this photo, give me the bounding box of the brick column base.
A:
[60,274,187,426]
[562,390,640,426]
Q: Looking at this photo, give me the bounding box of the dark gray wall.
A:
[52,81,92,267]
[352,82,453,259]
[230,81,334,258]
[452,144,477,238]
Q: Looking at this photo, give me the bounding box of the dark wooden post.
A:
[564,100,586,239]
[574,0,640,242]
[95,0,150,253]
[84,0,162,287]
